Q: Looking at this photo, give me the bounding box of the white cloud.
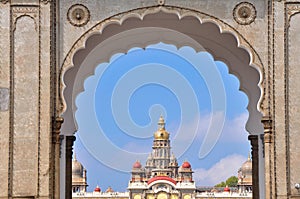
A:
[170,112,249,158]
[193,154,246,186]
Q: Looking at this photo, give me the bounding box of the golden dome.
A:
[154,115,169,140]
[154,129,169,140]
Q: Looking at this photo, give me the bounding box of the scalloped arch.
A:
[60,5,264,135]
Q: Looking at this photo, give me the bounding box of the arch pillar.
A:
[248,135,259,199]
[262,116,273,199]
[52,117,64,199]
[65,135,76,199]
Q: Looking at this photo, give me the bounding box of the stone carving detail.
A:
[53,117,64,142]
[67,4,90,27]
[0,88,9,111]
[157,0,165,6]
[286,3,300,25]
[12,6,39,15]
[233,2,256,25]
[11,6,39,31]
[41,0,51,4]
[262,116,273,143]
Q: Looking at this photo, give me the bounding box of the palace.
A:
[127,116,196,199]
[72,117,252,199]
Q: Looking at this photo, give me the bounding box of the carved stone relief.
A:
[286,3,300,25]
[157,0,165,6]
[233,2,257,25]
[67,4,90,27]
[41,0,51,4]
[11,6,39,31]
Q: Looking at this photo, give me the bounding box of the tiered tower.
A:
[128,116,196,199]
[238,153,253,194]
[145,116,177,178]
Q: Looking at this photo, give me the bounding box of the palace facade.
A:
[127,116,196,199]
[72,117,252,199]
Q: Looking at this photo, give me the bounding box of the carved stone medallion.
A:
[67,4,90,27]
[233,2,256,25]
[157,0,165,6]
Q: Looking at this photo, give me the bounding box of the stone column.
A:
[248,135,259,199]
[65,135,76,199]
[262,116,273,199]
[52,117,64,199]
[286,3,300,198]
[272,1,288,198]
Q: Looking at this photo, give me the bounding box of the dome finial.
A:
[158,115,165,130]
[248,151,251,161]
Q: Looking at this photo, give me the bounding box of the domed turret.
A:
[72,153,84,177]
[178,160,193,182]
[154,115,169,140]
[94,185,101,192]
[237,153,253,193]
[133,160,142,169]
[106,186,114,193]
[72,152,88,193]
[182,161,191,169]
[240,154,252,174]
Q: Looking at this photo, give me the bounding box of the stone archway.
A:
[3,1,300,199]
[59,6,265,199]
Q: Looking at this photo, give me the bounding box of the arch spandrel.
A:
[59,6,265,135]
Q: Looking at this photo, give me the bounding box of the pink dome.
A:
[182,161,191,168]
[94,185,101,192]
[133,161,142,168]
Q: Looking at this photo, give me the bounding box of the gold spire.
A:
[158,115,165,130]
[247,151,251,161]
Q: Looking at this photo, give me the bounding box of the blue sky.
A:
[74,43,250,192]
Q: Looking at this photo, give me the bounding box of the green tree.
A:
[214,176,238,187]
[225,176,238,187]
